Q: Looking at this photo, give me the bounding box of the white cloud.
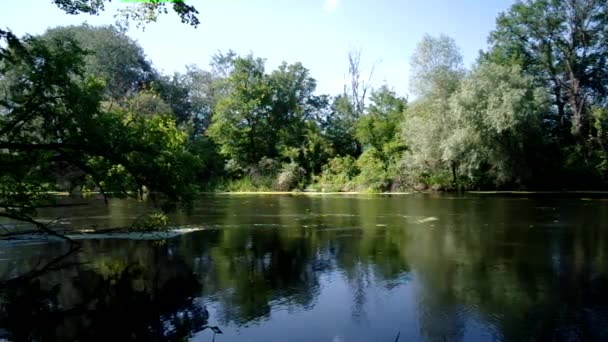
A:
[323,0,339,13]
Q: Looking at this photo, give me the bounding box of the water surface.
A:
[1,194,607,341]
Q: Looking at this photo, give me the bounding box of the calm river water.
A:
[1,194,607,341]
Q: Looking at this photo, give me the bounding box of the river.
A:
[1,194,607,341]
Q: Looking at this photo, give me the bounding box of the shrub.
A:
[224,159,245,178]
[355,149,389,192]
[131,211,169,231]
[223,176,271,192]
[315,156,359,192]
[273,162,306,191]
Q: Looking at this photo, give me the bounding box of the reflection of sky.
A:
[199,272,421,341]
[197,269,503,341]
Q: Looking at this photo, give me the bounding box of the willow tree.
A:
[401,34,465,188]
[445,62,549,188]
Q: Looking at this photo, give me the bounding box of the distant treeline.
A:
[2,0,608,205]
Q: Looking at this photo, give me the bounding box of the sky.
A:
[1,0,517,96]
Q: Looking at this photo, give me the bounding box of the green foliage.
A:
[130,211,170,231]
[208,55,273,166]
[154,65,219,131]
[352,85,407,192]
[452,62,548,186]
[356,85,407,153]
[52,0,200,28]
[315,156,359,192]
[0,30,102,217]
[41,24,153,100]
[187,135,225,182]
[403,56,549,190]
[409,34,465,98]
[488,0,608,134]
[401,34,465,189]
[5,0,608,214]
[208,53,331,180]
[0,30,200,234]
[273,163,306,191]
[354,149,389,192]
[322,94,360,157]
[486,0,608,188]
[222,176,265,192]
[591,107,608,181]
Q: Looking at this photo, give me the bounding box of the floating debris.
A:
[0,227,206,245]
[416,217,439,224]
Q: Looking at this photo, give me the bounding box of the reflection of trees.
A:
[182,197,313,324]
[2,195,607,340]
[185,195,608,340]
[0,240,215,341]
[400,196,608,341]
[178,195,415,326]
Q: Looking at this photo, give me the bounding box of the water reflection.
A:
[0,241,217,341]
[1,194,608,341]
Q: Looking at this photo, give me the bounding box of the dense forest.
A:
[1,0,608,230]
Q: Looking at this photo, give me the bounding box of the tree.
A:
[268,61,324,166]
[153,65,219,133]
[445,62,549,187]
[207,55,272,166]
[208,55,327,175]
[0,31,200,239]
[345,48,376,116]
[401,34,465,189]
[409,34,465,98]
[487,0,608,187]
[353,85,407,191]
[41,24,154,100]
[321,94,360,157]
[52,0,200,28]
[322,49,378,158]
[356,85,407,154]
[488,0,608,138]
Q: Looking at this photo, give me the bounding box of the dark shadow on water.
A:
[0,242,220,341]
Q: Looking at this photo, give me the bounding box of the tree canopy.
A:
[52,0,200,28]
[0,29,199,239]
[4,0,608,239]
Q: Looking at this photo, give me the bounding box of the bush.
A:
[218,157,280,191]
[223,175,271,192]
[273,162,306,191]
[131,211,169,231]
[424,172,453,191]
[224,159,245,178]
[256,157,281,176]
[315,156,359,192]
[355,149,389,192]
[248,157,280,187]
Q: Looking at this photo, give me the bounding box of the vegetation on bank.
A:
[2,0,608,235]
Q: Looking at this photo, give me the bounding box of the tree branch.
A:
[0,211,76,245]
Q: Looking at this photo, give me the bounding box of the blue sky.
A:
[1,0,516,96]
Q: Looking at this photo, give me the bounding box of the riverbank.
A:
[51,189,608,197]
[204,191,414,195]
[205,190,608,197]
